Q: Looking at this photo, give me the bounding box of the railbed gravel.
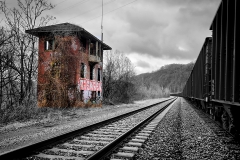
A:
[135,97,182,160]
[135,97,240,160]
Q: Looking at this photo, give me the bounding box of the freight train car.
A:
[182,37,212,101]
[182,0,240,136]
[170,93,181,97]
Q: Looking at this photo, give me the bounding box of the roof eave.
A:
[25,29,84,37]
[25,23,112,50]
[102,44,112,50]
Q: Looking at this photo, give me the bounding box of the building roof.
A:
[25,23,111,50]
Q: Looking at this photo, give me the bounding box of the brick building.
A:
[26,23,111,107]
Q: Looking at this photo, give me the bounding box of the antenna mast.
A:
[101,0,103,42]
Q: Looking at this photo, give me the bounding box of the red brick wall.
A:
[37,34,102,107]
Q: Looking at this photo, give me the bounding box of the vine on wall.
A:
[38,35,80,107]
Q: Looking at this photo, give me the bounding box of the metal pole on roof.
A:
[101,0,104,103]
[101,0,103,42]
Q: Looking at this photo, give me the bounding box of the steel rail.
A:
[87,98,177,160]
[0,98,174,160]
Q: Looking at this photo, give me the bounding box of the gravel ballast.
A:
[136,97,182,160]
[136,97,240,160]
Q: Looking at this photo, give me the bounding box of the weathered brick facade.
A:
[26,23,111,107]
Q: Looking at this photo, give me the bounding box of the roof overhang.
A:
[25,23,111,50]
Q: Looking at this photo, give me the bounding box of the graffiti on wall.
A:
[78,78,102,91]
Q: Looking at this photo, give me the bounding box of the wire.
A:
[55,0,69,6]
[54,0,92,14]
[1,0,69,7]
[79,0,140,24]
[66,0,116,21]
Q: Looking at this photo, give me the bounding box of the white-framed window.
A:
[45,39,54,50]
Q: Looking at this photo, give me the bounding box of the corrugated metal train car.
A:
[181,0,240,136]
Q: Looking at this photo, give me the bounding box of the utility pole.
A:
[101,0,103,42]
[101,0,104,102]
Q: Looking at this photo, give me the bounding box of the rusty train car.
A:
[181,0,240,135]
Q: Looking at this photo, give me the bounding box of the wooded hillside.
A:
[134,63,194,95]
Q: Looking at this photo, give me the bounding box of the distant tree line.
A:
[101,52,194,103]
[134,63,195,97]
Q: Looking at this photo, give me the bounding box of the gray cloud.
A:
[100,0,221,61]
[0,0,222,74]
[136,60,150,68]
[54,0,221,73]
[55,0,220,61]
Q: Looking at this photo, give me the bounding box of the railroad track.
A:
[0,97,177,160]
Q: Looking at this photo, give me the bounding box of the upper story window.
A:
[82,38,86,49]
[79,38,87,52]
[45,39,54,50]
[90,42,96,55]
[81,63,85,78]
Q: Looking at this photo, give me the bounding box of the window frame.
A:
[98,68,101,81]
[90,65,94,80]
[44,39,54,51]
[81,63,85,78]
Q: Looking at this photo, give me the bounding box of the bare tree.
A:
[103,50,136,103]
[0,0,55,107]
[0,28,14,106]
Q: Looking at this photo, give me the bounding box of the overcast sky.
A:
[1,0,221,74]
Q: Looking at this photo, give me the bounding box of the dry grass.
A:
[0,96,87,124]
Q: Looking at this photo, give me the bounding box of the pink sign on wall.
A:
[78,78,102,91]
